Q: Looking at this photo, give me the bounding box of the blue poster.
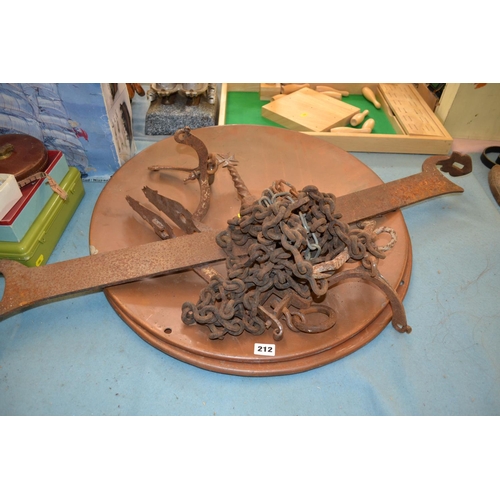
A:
[0,83,134,180]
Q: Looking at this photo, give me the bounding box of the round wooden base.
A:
[89,125,412,376]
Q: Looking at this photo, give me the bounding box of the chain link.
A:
[182,181,395,340]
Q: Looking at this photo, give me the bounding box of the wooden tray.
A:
[218,84,453,154]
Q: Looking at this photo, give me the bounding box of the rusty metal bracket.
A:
[328,259,411,334]
[142,187,200,235]
[125,196,174,240]
[147,127,220,211]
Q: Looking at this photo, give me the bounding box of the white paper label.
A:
[254,343,276,356]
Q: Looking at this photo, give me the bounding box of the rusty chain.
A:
[181,180,402,340]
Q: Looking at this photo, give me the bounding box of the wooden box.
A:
[435,83,500,141]
[218,83,453,154]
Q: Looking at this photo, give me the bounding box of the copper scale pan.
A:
[88,125,411,376]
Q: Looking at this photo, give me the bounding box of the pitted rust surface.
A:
[0,231,224,319]
[336,154,465,224]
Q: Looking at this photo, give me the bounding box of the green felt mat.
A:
[225,92,285,128]
[224,92,396,134]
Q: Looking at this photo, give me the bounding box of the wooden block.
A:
[316,85,349,96]
[262,88,360,132]
[260,83,281,100]
[379,83,445,136]
[282,83,310,94]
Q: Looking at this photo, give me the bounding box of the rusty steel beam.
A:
[0,153,470,321]
[0,231,224,319]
